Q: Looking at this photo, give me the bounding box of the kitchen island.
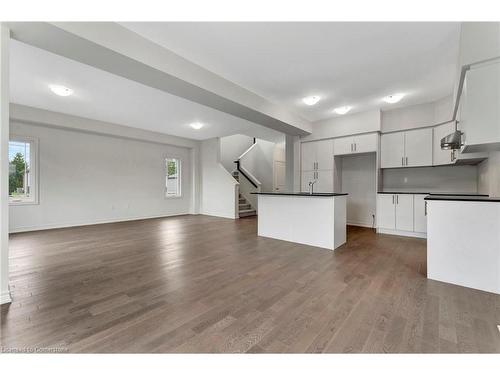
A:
[252,192,348,251]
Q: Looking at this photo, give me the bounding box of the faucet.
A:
[308,180,317,195]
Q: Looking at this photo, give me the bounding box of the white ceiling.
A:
[9,39,285,143]
[121,22,461,122]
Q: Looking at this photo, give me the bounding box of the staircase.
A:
[232,171,257,218]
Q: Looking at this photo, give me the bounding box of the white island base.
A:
[255,193,347,251]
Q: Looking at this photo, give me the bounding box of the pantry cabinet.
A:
[300,170,333,193]
[300,139,334,171]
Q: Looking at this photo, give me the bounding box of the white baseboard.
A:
[347,221,374,228]
[377,228,427,239]
[1,289,12,305]
[9,212,191,233]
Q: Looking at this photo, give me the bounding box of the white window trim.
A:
[165,156,182,199]
[9,135,39,206]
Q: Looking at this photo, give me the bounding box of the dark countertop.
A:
[252,192,348,197]
[378,191,489,196]
[424,195,500,202]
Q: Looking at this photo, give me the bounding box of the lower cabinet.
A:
[377,193,427,238]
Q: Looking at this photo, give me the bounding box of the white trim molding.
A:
[1,288,12,305]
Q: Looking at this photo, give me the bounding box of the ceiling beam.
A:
[7,22,311,136]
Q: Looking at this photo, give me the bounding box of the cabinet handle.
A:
[425,201,427,216]
[396,195,399,204]
[354,143,357,151]
[405,156,408,166]
[392,195,395,204]
[401,157,404,166]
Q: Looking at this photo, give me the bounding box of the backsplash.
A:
[382,165,478,193]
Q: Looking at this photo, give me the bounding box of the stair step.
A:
[239,209,257,218]
[239,203,251,210]
[239,199,246,203]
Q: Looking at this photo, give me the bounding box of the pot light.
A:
[333,106,352,115]
[383,93,405,104]
[190,122,204,130]
[302,96,321,106]
[49,84,73,97]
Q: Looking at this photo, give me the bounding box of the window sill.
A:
[9,199,39,206]
[165,195,183,199]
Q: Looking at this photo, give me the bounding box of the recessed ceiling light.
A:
[302,96,321,106]
[383,93,405,104]
[333,106,352,115]
[190,122,204,130]
[49,84,73,97]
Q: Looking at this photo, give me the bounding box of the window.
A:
[9,136,38,204]
[165,157,181,198]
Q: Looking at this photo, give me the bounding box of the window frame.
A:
[8,135,39,206]
[164,156,182,199]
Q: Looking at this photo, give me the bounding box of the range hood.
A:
[441,130,463,150]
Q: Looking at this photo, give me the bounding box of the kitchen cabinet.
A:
[333,133,377,156]
[413,194,427,233]
[433,122,456,165]
[460,61,500,153]
[301,171,315,192]
[380,128,433,168]
[300,139,334,171]
[377,193,416,233]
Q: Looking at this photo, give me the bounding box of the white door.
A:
[273,161,286,192]
[381,132,405,168]
[301,142,316,171]
[353,133,378,154]
[404,128,433,167]
[395,194,414,232]
[315,139,334,170]
[333,136,354,156]
[433,122,455,166]
[315,170,333,192]
[301,171,315,192]
[377,194,396,229]
[413,194,427,233]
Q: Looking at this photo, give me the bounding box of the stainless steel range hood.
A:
[441,129,463,150]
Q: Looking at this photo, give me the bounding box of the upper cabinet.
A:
[380,128,433,168]
[300,139,334,171]
[460,61,500,153]
[333,133,378,156]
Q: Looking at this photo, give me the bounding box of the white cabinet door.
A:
[404,128,433,167]
[315,139,334,170]
[413,194,427,233]
[381,132,405,168]
[433,122,455,166]
[301,142,316,171]
[301,171,315,192]
[353,133,378,154]
[395,194,414,232]
[333,136,354,156]
[315,170,334,192]
[377,194,396,229]
[461,61,500,153]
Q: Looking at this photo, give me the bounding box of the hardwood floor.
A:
[1,215,499,353]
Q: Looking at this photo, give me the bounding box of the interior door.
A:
[273,161,286,192]
[301,171,315,192]
[377,194,396,229]
[413,194,427,233]
[315,139,334,170]
[315,170,333,192]
[301,142,316,171]
[395,194,414,232]
[380,132,405,168]
[433,122,455,166]
[404,128,433,167]
[333,136,354,156]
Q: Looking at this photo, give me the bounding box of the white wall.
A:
[200,138,238,219]
[381,96,453,133]
[241,139,276,192]
[478,151,500,197]
[9,121,194,232]
[302,109,381,142]
[219,134,254,173]
[0,24,11,303]
[382,165,478,193]
[338,153,377,227]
